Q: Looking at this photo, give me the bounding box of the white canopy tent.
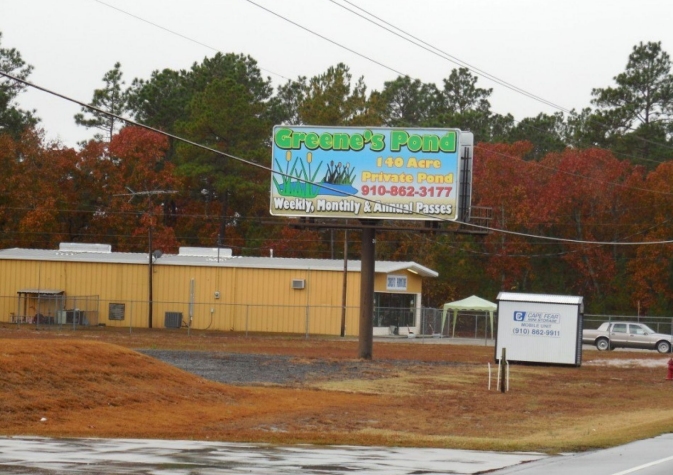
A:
[441,295,497,338]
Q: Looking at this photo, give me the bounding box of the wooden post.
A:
[500,347,507,393]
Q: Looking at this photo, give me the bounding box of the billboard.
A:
[270,126,472,221]
[496,292,583,366]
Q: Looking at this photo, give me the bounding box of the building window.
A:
[386,275,407,291]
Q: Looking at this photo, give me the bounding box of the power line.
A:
[2,228,662,261]
[0,202,659,228]
[244,0,407,77]
[473,144,673,197]
[96,0,671,168]
[328,0,673,158]
[329,0,571,114]
[3,69,673,246]
[93,0,291,82]
[240,0,673,169]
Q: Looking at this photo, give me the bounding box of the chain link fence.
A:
[583,314,673,335]
[5,293,667,340]
[1,294,497,339]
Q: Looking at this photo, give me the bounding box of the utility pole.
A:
[148,225,154,328]
[114,187,176,329]
[219,190,229,248]
[358,220,378,359]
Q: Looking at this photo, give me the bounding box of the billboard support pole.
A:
[358,220,378,359]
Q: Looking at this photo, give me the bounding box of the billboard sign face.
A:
[270,126,470,221]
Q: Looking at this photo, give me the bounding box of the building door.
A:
[373,292,417,329]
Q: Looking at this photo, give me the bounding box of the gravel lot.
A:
[140,350,401,386]
[140,350,475,386]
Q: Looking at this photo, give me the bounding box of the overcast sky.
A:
[3,0,673,148]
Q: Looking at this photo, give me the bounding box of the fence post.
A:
[71,297,76,331]
[305,304,310,339]
[245,304,249,337]
[420,308,424,344]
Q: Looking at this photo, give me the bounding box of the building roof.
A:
[0,245,438,278]
[497,292,583,306]
[16,289,65,295]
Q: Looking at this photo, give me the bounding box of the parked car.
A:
[582,322,672,353]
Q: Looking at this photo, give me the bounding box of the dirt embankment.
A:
[2,326,673,454]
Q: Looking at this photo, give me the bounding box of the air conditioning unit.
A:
[291,279,306,290]
[164,311,183,328]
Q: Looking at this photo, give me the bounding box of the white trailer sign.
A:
[496,292,583,366]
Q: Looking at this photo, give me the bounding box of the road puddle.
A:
[0,437,545,474]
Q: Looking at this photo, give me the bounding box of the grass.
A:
[273,152,324,198]
[1,324,673,454]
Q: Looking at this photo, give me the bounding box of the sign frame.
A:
[270,125,472,221]
[495,292,583,366]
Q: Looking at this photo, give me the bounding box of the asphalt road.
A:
[489,434,673,475]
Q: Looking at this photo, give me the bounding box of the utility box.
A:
[496,292,583,366]
[164,312,183,329]
[56,310,67,325]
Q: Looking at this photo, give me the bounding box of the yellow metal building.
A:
[0,243,437,336]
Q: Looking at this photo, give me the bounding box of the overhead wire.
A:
[93,0,291,82]
[243,0,407,78]
[10,1,673,248]
[328,0,571,113]
[93,0,670,180]
[94,0,673,161]
[1,228,662,261]
[240,0,673,190]
[472,143,673,197]
[0,202,660,228]
[397,209,672,260]
[2,70,673,247]
[327,0,673,158]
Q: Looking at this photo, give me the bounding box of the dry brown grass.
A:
[1,324,673,454]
